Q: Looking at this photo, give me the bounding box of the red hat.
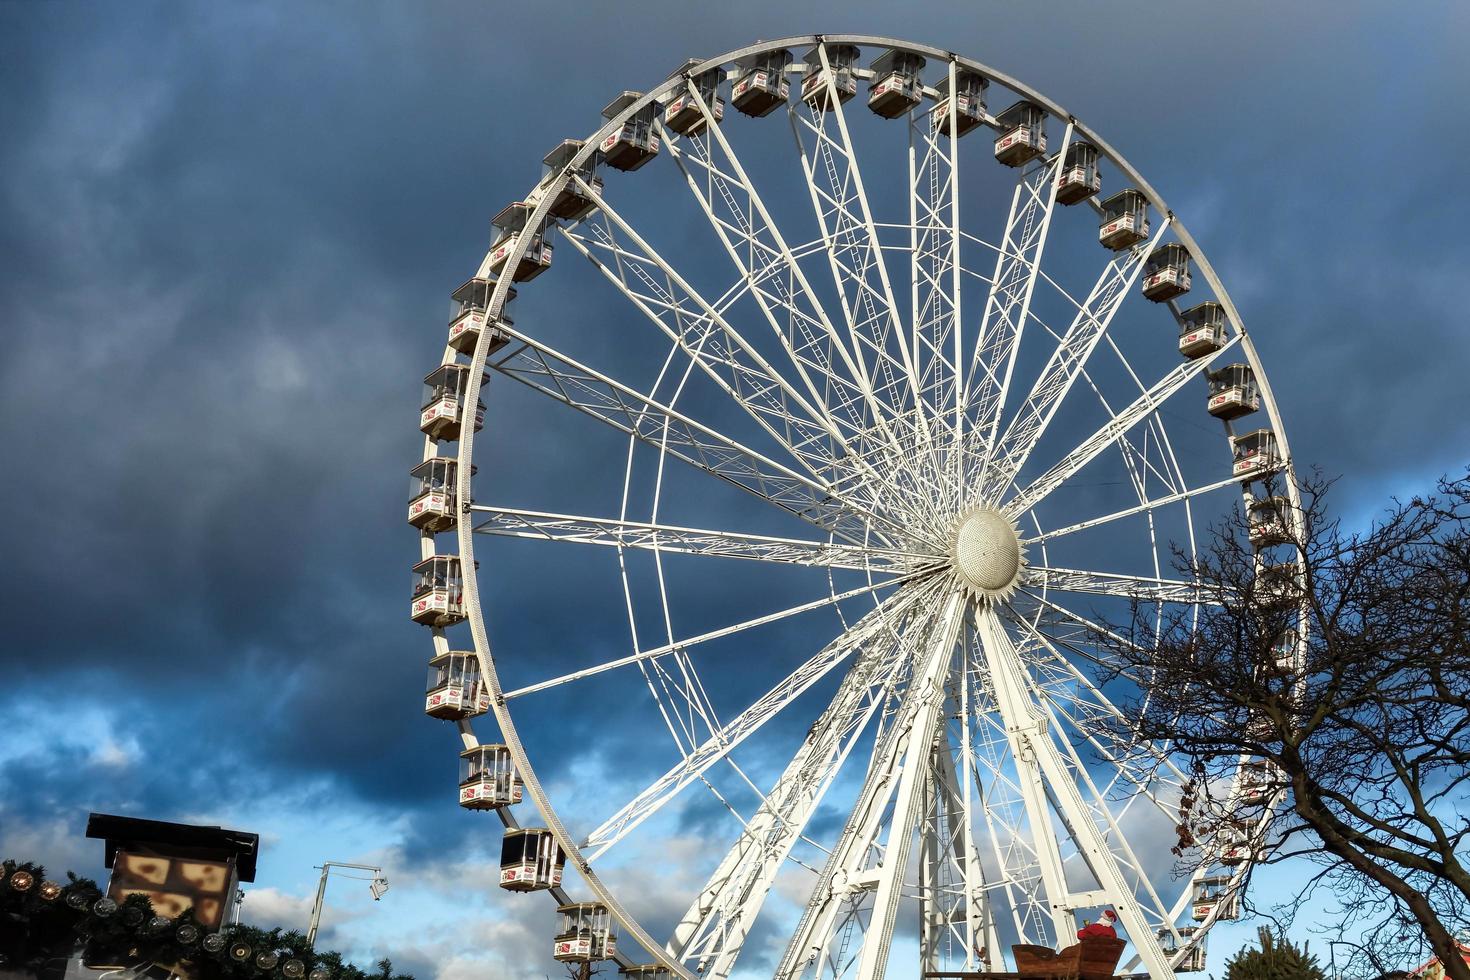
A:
[1102,909,1118,922]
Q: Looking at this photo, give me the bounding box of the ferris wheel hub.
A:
[952,508,1025,601]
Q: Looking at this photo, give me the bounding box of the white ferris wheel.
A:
[409,34,1302,980]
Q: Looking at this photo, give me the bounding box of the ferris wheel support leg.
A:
[665,600,918,978]
[975,608,1177,980]
[918,768,940,973]
[775,590,965,980]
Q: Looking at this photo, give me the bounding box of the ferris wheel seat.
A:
[410,587,464,627]
[1207,389,1259,420]
[730,53,791,117]
[932,70,987,138]
[664,92,725,136]
[994,124,1045,167]
[1056,164,1102,205]
[553,904,617,962]
[1098,189,1149,249]
[407,489,455,532]
[1142,243,1192,302]
[419,395,485,441]
[867,71,923,118]
[799,44,860,113]
[1159,929,1207,972]
[1248,496,1292,549]
[801,66,857,111]
[487,234,553,282]
[499,860,560,891]
[542,175,602,221]
[600,129,660,172]
[425,683,488,721]
[994,100,1047,166]
[447,309,511,358]
[458,777,521,809]
[1178,323,1227,359]
[1098,213,1148,250]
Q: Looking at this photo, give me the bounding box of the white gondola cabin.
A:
[620,966,674,979]
[664,62,725,136]
[553,903,617,963]
[1249,495,1293,549]
[1099,189,1150,250]
[410,555,465,627]
[447,278,514,357]
[933,68,987,137]
[1142,243,1192,302]
[538,141,602,221]
[1258,629,1299,680]
[1232,429,1283,480]
[600,92,661,172]
[1206,363,1260,420]
[1255,561,1300,611]
[408,457,471,533]
[1159,929,1207,973]
[1219,821,1259,867]
[1245,707,1277,743]
[488,203,553,283]
[1239,759,1279,806]
[1056,142,1101,205]
[801,44,859,110]
[1191,875,1240,921]
[730,50,792,118]
[500,828,564,891]
[1178,302,1229,359]
[867,50,925,118]
[994,100,1047,167]
[420,363,486,442]
[426,652,489,721]
[459,743,521,809]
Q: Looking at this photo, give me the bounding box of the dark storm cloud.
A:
[2,3,1469,968]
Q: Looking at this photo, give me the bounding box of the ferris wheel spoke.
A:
[791,44,928,447]
[775,588,967,980]
[469,506,929,573]
[658,123,937,536]
[667,583,941,978]
[907,81,966,515]
[983,218,1170,500]
[1023,472,1240,545]
[659,82,884,459]
[1024,565,1206,605]
[581,583,932,862]
[1016,616,1190,803]
[1001,334,1240,518]
[962,128,1071,478]
[488,323,903,545]
[505,577,909,702]
[562,179,873,496]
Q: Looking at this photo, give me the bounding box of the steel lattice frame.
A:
[415,34,1305,980]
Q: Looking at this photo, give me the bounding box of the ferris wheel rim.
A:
[429,33,1304,980]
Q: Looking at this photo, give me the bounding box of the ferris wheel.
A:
[409,35,1302,980]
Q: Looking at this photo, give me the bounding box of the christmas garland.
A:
[1,861,412,980]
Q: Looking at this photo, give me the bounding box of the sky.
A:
[2,1,1468,978]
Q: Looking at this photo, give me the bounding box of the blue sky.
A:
[2,2,1468,978]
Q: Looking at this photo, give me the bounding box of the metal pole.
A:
[306,866,331,948]
[306,862,384,948]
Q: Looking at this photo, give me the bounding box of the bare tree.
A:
[1097,471,1470,980]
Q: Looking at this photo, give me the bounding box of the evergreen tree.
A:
[1223,928,1328,980]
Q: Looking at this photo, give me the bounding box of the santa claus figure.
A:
[1077,909,1118,940]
